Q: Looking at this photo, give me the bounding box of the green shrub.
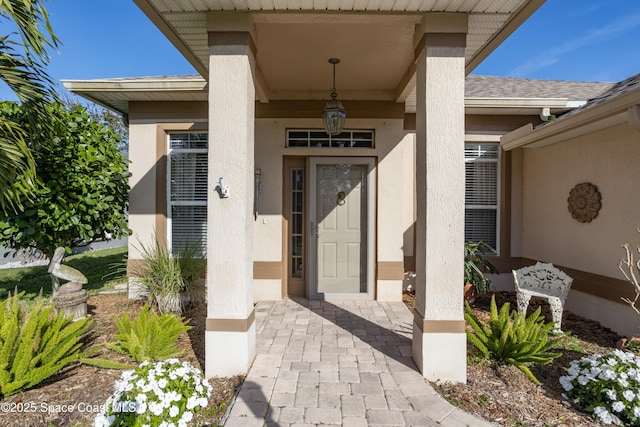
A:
[464,295,562,384]
[560,350,640,425]
[95,359,211,427]
[0,292,92,397]
[105,304,191,362]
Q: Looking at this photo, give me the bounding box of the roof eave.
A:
[465,0,546,74]
[501,91,640,151]
[133,0,208,78]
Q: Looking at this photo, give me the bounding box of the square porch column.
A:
[205,14,257,377]
[412,14,468,384]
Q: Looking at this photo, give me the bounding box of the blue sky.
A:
[1,0,639,101]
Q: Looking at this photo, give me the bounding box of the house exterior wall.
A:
[520,122,640,336]
[126,102,208,283]
[125,102,413,302]
[128,123,159,258]
[254,117,413,301]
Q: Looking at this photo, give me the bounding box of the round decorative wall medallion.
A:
[567,182,601,223]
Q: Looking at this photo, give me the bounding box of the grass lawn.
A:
[0,246,128,301]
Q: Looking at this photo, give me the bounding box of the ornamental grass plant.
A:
[132,237,206,315]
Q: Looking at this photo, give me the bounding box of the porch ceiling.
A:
[134,0,544,104]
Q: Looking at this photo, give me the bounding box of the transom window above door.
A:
[287,130,374,148]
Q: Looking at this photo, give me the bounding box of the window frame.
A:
[464,141,501,255]
[286,129,375,148]
[166,132,208,256]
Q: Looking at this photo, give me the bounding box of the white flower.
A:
[135,400,147,414]
[612,401,625,412]
[165,391,181,402]
[96,360,211,427]
[634,406,640,417]
[599,368,617,381]
[606,389,617,400]
[169,405,180,417]
[186,395,200,410]
[594,406,614,424]
[623,390,635,401]
[559,376,574,391]
[568,365,581,376]
[94,413,109,427]
[181,411,193,423]
[578,375,590,385]
[148,401,164,417]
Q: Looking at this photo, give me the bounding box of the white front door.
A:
[308,157,375,300]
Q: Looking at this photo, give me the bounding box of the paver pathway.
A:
[223,299,494,426]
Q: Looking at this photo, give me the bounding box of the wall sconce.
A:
[217,177,230,199]
[254,169,262,219]
[322,58,346,136]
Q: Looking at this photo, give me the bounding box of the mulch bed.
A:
[0,293,243,427]
[2,290,631,426]
[405,290,627,427]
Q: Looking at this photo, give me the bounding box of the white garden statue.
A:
[48,247,88,298]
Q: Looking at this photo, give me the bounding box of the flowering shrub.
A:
[560,349,640,425]
[95,359,212,427]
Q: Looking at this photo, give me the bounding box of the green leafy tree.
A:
[61,93,129,155]
[0,101,130,258]
[0,0,59,214]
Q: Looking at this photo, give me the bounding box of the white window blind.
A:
[168,133,208,256]
[465,143,499,252]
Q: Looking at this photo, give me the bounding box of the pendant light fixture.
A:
[322,58,346,136]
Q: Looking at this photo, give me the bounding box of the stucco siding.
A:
[254,117,412,298]
[253,119,284,262]
[128,123,158,258]
[522,123,640,280]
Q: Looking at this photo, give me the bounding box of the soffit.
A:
[64,74,589,118]
[135,0,540,103]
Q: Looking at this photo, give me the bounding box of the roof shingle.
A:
[465,75,614,101]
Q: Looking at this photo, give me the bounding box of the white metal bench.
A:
[512,262,573,331]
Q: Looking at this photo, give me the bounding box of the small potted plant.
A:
[464,241,499,303]
[132,237,206,315]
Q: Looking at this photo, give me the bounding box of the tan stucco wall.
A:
[254,117,413,299]
[521,123,640,278]
[520,123,640,335]
[127,111,413,300]
[128,123,158,259]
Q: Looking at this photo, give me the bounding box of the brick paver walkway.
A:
[223,299,494,426]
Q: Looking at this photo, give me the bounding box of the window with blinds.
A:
[465,143,499,252]
[168,132,208,256]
